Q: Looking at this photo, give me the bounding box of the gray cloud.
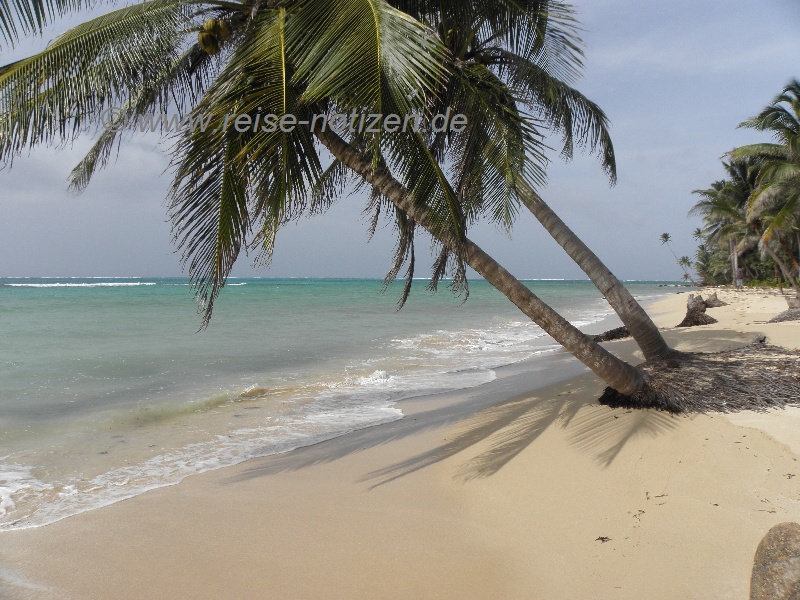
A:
[0,0,798,283]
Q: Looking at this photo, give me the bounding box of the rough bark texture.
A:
[592,326,631,343]
[676,295,718,327]
[750,522,800,600]
[703,292,728,308]
[770,310,800,324]
[731,238,739,287]
[521,194,672,362]
[314,129,647,397]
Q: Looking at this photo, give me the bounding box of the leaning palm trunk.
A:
[780,238,800,279]
[763,243,800,296]
[519,192,672,362]
[316,128,648,397]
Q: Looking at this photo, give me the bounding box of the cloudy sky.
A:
[0,0,798,281]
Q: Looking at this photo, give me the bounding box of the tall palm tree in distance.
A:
[659,233,696,285]
[691,172,748,287]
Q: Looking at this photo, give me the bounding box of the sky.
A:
[0,0,798,281]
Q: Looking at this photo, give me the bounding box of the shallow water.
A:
[0,277,680,529]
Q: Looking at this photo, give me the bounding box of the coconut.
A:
[198,31,220,55]
[217,19,231,40]
[203,18,218,33]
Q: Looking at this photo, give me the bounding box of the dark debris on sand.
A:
[769,310,800,324]
[676,294,718,328]
[592,326,631,343]
[600,342,800,414]
[703,292,728,308]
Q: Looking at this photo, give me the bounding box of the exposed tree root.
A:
[770,310,800,323]
[676,294,718,327]
[677,312,718,327]
[592,326,631,342]
[703,292,728,307]
[599,342,800,414]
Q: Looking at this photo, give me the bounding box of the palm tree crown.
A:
[2,0,682,400]
[734,79,800,249]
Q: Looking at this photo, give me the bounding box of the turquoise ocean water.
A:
[0,277,682,530]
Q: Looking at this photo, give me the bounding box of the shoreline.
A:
[3,287,800,598]
[0,282,641,534]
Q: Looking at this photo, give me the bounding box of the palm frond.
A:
[310,158,355,215]
[169,7,324,323]
[438,59,543,228]
[397,0,584,83]
[169,132,250,328]
[731,143,789,162]
[0,0,87,48]
[68,44,214,191]
[0,0,195,163]
[384,128,463,231]
[288,0,445,120]
[494,48,615,181]
[381,204,415,308]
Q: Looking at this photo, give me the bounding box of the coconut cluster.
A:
[198,18,231,55]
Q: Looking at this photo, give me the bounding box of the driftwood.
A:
[600,341,800,414]
[750,522,800,600]
[703,292,728,308]
[770,310,800,324]
[767,296,800,323]
[676,294,718,327]
[592,326,631,343]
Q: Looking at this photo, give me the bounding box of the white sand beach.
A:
[2,287,799,599]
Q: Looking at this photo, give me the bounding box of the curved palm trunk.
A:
[518,191,672,361]
[779,238,800,279]
[316,129,647,396]
[763,243,800,296]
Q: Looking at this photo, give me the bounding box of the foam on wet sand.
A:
[2,287,800,599]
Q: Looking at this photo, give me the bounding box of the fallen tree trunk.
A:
[592,326,631,343]
[769,310,800,324]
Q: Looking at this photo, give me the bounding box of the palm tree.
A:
[734,80,800,293]
[388,1,672,361]
[0,0,674,400]
[691,156,800,295]
[659,233,696,285]
[691,172,748,287]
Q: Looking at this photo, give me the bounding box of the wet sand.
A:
[2,287,799,599]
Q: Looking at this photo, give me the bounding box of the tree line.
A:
[689,81,800,294]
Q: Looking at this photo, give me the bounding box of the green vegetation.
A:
[3,0,798,409]
[1,0,679,401]
[690,81,800,294]
[659,232,697,285]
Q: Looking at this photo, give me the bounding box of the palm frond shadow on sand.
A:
[363,384,679,488]
[223,388,518,484]
[223,379,674,487]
